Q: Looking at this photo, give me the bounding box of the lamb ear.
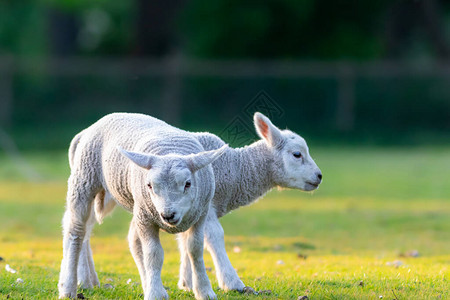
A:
[253,112,284,148]
[118,147,157,170]
[187,144,228,172]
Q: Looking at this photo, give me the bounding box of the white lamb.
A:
[176,112,323,291]
[57,113,227,300]
[74,112,322,295]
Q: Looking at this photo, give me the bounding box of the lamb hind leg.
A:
[77,190,116,289]
[204,210,245,292]
[77,205,99,289]
[58,178,98,298]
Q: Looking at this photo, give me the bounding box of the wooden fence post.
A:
[336,64,355,132]
[0,57,13,127]
[160,52,182,126]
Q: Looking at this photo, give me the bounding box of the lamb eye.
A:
[293,152,302,159]
[184,180,191,193]
[147,183,152,189]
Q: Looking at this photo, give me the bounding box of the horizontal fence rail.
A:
[2,56,450,78]
[0,56,449,134]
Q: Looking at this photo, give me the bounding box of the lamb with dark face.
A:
[58,113,227,300]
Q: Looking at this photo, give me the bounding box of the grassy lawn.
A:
[0,147,449,299]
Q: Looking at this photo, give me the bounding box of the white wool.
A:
[58,113,225,300]
[194,134,274,217]
[61,112,322,297]
[194,113,322,218]
[178,112,323,292]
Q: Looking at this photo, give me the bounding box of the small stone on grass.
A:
[298,296,308,300]
[273,244,282,251]
[386,260,403,268]
[406,250,419,257]
[399,250,419,258]
[297,253,308,260]
[104,283,114,289]
[258,289,272,295]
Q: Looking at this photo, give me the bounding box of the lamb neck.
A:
[215,141,275,216]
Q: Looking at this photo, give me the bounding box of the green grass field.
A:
[0,147,449,299]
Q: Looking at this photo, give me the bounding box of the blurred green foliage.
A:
[0,1,46,56]
[180,0,388,59]
[0,0,434,59]
[0,1,449,149]
[0,0,132,56]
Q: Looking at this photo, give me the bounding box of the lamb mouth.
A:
[163,218,181,227]
[305,181,319,190]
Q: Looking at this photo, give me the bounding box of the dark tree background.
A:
[2,0,449,59]
[0,0,449,149]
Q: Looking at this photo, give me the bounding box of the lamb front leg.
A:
[180,216,216,300]
[129,218,168,300]
[177,235,193,291]
[204,210,245,292]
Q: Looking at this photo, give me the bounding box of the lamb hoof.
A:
[58,283,77,299]
[194,289,216,300]
[92,276,100,287]
[78,280,93,289]
[147,290,169,300]
[78,274,100,289]
[58,291,78,299]
[178,279,192,291]
[221,280,245,292]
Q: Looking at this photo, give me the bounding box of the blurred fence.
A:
[0,55,449,148]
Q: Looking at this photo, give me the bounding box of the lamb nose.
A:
[317,173,323,181]
[161,212,176,222]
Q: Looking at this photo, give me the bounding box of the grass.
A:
[0,147,449,299]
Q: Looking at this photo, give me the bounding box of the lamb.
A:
[74,112,322,295]
[176,112,323,292]
[57,113,227,300]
